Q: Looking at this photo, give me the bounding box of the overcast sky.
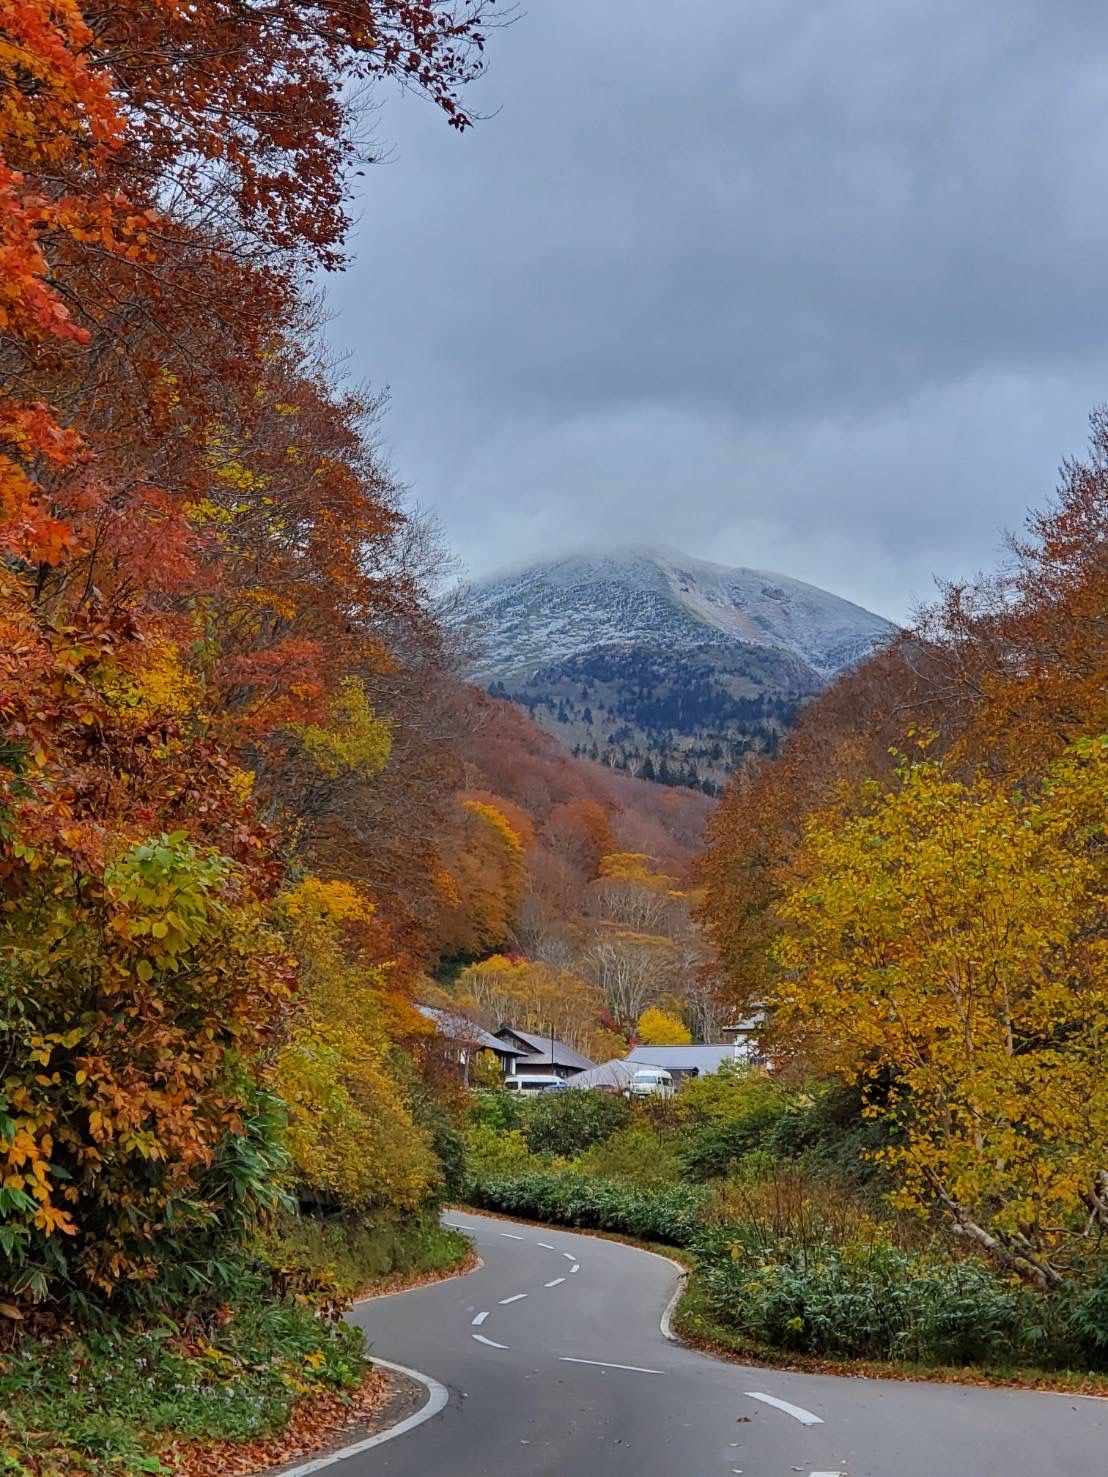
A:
[326,0,1108,622]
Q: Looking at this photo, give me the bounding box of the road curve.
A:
[342,1210,1104,1477]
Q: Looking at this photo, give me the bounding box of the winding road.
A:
[335,1210,1105,1476]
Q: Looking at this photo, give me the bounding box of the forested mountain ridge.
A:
[453,547,894,793]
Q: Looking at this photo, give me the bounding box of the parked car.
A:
[627,1066,674,1099]
[503,1074,564,1093]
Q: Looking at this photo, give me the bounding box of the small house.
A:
[493,1025,595,1080]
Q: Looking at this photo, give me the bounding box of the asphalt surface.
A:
[346,1210,1106,1477]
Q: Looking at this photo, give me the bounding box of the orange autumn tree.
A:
[0,613,294,1298]
[0,0,494,1307]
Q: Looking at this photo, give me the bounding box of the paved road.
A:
[346,1210,1105,1477]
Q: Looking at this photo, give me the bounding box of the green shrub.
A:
[680,1113,782,1181]
[410,1089,467,1198]
[467,1169,708,1246]
[762,1079,897,1189]
[469,1087,523,1133]
[464,1122,533,1179]
[575,1125,684,1189]
[675,1063,788,1128]
[518,1089,631,1157]
[691,1230,1108,1369]
[262,1212,470,1299]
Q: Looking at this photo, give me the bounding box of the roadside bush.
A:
[675,1063,788,1130]
[262,1211,470,1300]
[518,1089,630,1157]
[762,1079,897,1190]
[681,1114,781,1181]
[468,1087,523,1132]
[464,1122,533,1179]
[692,1230,1083,1368]
[467,1169,709,1246]
[575,1125,683,1190]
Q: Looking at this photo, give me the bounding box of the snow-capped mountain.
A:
[451,546,896,793]
[456,546,894,680]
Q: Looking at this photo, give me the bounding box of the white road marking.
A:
[499,1232,524,1240]
[659,1266,688,1341]
[544,1277,566,1287]
[472,1333,510,1349]
[569,1262,580,1273]
[563,1251,576,1260]
[498,1293,528,1304]
[559,1356,663,1375]
[745,1392,824,1426]
[471,1310,489,1326]
[809,1471,844,1476]
[275,1357,448,1475]
[444,1223,476,1232]
[537,1241,555,1249]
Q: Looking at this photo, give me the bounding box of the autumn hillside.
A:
[427,686,720,1058]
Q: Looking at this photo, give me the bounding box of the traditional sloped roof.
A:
[494,1025,595,1072]
[417,1005,521,1057]
[623,1044,737,1074]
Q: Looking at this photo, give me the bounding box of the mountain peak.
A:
[457,544,895,681]
[450,545,896,794]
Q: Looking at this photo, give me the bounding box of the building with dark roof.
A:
[417,1005,523,1083]
[493,1025,595,1079]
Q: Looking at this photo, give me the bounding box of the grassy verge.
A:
[0,1280,366,1477]
[265,1213,472,1300]
[673,1273,1108,1396]
[0,1215,473,1477]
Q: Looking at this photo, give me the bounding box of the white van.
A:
[628,1067,674,1100]
[503,1074,563,1093]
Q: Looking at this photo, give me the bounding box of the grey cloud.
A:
[326,0,1108,620]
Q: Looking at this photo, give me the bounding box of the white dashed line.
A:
[544,1277,566,1287]
[563,1251,576,1261]
[537,1241,555,1249]
[498,1293,528,1305]
[559,1357,663,1375]
[471,1311,489,1326]
[745,1392,824,1425]
[810,1470,844,1476]
[499,1232,524,1240]
[444,1223,476,1232]
[472,1333,509,1350]
[569,1263,580,1273]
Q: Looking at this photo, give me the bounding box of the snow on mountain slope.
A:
[454,546,896,682]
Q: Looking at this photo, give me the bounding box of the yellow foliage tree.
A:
[454,955,608,1058]
[297,676,392,778]
[773,737,1108,1291]
[273,877,439,1212]
[636,1006,692,1046]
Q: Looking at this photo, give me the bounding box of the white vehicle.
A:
[627,1066,674,1099]
[503,1074,564,1093]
